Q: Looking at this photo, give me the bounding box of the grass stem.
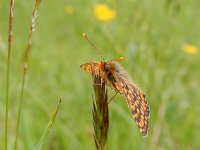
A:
[14,0,42,149]
[14,64,27,150]
[5,0,14,149]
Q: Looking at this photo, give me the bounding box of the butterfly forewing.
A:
[80,62,100,74]
[110,62,150,136]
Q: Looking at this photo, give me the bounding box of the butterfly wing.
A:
[80,62,100,74]
[111,63,150,136]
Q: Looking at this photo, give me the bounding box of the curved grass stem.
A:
[14,0,42,149]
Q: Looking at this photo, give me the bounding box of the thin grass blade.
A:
[33,97,62,150]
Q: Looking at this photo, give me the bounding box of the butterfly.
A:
[81,60,150,136]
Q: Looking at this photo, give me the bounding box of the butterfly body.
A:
[81,61,150,136]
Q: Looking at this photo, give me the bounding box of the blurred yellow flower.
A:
[182,44,198,55]
[65,5,74,14]
[93,4,116,22]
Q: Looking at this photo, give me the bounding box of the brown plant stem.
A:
[92,65,109,150]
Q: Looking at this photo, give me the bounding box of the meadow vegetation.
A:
[0,0,200,149]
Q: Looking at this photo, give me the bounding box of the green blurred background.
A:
[1,0,200,149]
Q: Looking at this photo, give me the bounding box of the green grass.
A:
[1,0,200,149]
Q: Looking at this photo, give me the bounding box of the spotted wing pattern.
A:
[80,62,100,75]
[110,62,150,136]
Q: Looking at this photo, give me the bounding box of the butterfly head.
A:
[100,61,114,73]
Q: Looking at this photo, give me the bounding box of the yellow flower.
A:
[182,44,198,55]
[65,5,74,14]
[93,4,116,22]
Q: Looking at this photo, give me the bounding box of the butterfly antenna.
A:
[109,56,124,62]
[115,57,124,61]
[83,33,104,61]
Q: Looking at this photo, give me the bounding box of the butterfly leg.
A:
[108,92,118,104]
[94,79,105,86]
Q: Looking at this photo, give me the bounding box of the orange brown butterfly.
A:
[81,33,150,137]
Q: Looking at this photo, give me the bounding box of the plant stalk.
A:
[92,65,109,150]
[14,0,42,149]
[5,0,14,149]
